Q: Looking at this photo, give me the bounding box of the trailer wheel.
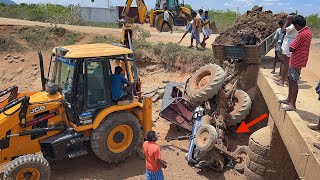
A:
[244,165,265,180]
[186,64,225,105]
[3,154,50,180]
[248,126,271,156]
[195,125,217,152]
[234,146,249,172]
[247,147,272,166]
[91,111,141,163]
[154,13,174,32]
[225,90,252,126]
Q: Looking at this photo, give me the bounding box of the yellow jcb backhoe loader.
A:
[0,29,152,179]
[121,0,192,32]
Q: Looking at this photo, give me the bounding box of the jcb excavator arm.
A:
[122,0,148,24]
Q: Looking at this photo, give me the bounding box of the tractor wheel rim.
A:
[195,71,211,89]
[200,131,209,143]
[107,125,133,153]
[17,168,40,180]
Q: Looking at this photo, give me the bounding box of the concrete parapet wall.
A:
[258,70,320,180]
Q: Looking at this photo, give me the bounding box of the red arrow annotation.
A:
[236,113,269,134]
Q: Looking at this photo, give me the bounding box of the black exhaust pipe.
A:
[38,50,46,91]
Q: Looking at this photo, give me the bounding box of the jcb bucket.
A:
[159,83,194,131]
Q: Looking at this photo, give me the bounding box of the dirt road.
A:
[0,17,218,47]
[1,17,320,180]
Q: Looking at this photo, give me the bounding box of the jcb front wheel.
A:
[3,154,50,180]
[91,111,141,163]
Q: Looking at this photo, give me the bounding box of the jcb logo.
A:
[30,106,46,114]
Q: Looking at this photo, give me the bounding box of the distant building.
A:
[73,6,139,23]
[73,6,118,23]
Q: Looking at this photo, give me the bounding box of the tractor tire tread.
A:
[186,64,225,105]
[3,154,50,180]
[225,90,252,126]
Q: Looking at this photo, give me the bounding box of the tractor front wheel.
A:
[3,154,50,180]
[91,111,141,163]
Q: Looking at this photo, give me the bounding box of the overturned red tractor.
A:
[160,63,251,171]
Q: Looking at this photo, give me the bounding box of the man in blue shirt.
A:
[110,66,132,101]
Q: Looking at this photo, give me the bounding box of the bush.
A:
[0,36,24,52]
[63,32,82,45]
[138,42,216,72]
[306,14,320,38]
[208,9,238,33]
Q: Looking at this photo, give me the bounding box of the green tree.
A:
[306,14,320,37]
[184,4,192,10]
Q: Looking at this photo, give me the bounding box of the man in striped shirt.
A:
[279,15,312,111]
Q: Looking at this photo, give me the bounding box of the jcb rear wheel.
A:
[3,154,50,180]
[91,111,141,163]
[154,13,174,32]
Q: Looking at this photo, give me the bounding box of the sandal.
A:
[308,125,320,131]
[274,79,284,86]
[277,99,290,104]
[281,106,296,111]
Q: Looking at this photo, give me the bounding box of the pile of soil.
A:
[214,6,287,45]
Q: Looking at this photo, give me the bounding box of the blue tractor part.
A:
[186,107,204,163]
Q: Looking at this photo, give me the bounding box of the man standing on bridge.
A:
[279,15,312,111]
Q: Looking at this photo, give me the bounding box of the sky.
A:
[13,0,320,16]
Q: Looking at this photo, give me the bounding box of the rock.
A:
[15,61,18,63]
[7,54,11,57]
[32,70,39,76]
[34,66,38,70]
[4,56,7,60]
[20,58,25,62]
[8,60,13,63]
[13,56,20,59]
[32,64,37,67]
[16,67,24,74]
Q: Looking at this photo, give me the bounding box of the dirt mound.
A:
[214,6,287,45]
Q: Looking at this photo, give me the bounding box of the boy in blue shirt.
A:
[270,19,285,74]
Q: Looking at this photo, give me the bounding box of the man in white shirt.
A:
[275,15,298,86]
[160,7,173,33]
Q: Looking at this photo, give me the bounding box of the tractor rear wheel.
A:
[225,90,252,126]
[154,13,174,32]
[186,64,225,105]
[3,154,50,180]
[91,111,141,163]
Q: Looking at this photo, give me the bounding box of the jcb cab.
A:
[0,43,152,179]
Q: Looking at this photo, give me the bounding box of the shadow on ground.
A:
[51,151,145,180]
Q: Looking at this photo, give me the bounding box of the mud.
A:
[214,6,287,45]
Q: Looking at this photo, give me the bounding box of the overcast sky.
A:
[13,0,320,15]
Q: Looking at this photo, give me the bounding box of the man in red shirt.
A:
[143,131,167,180]
[279,15,312,111]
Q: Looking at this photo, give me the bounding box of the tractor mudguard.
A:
[159,83,195,131]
